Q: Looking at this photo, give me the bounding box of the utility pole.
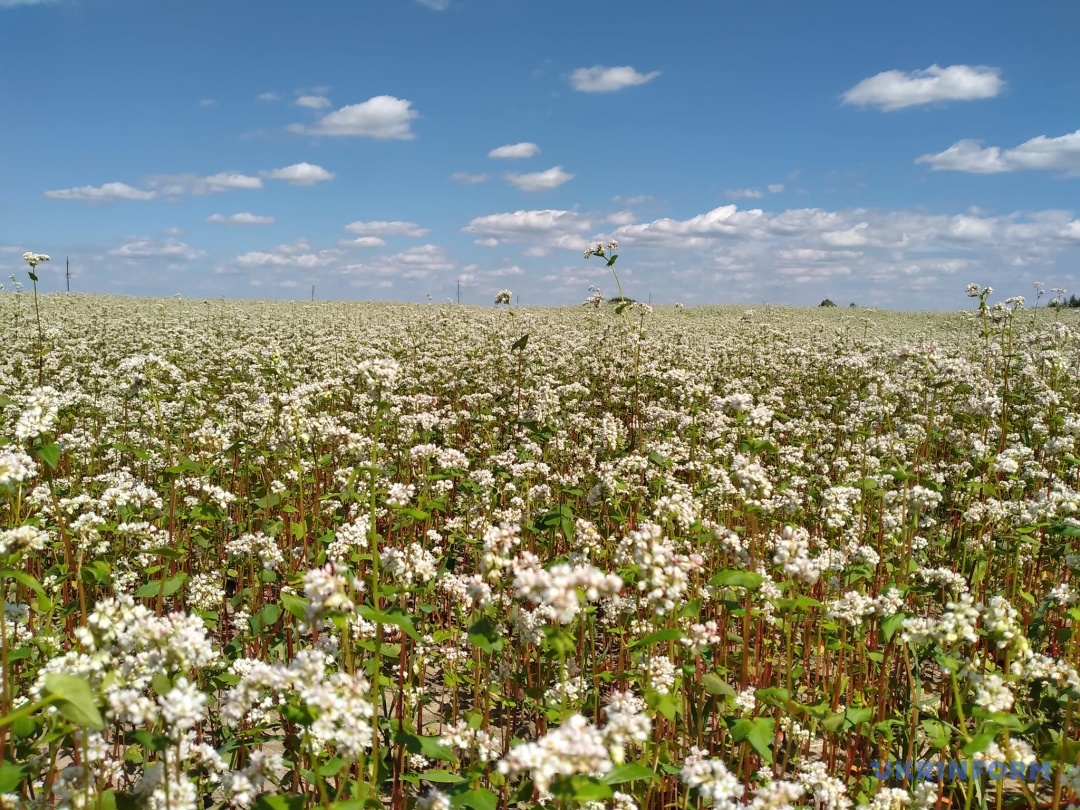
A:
[66,257,70,292]
[311,285,315,302]
[457,279,461,305]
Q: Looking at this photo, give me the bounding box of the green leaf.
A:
[0,762,28,793]
[881,612,906,642]
[453,788,497,810]
[467,617,505,653]
[550,775,613,802]
[646,690,679,721]
[630,628,684,648]
[394,731,457,763]
[702,673,735,697]
[132,730,175,752]
[601,763,658,785]
[281,591,309,621]
[358,605,421,641]
[250,603,282,635]
[921,719,951,751]
[962,733,997,756]
[43,673,103,728]
[151,672,172,697]
[511,334,529,351]
[708,570,764,590]
[254,796,306,810]
[846,707,873,727]
[648,451,671,467]
[746,717,775,763]
[754,687,791,708]
[0,568,46,596]
[135,573,187,599]
[36,443,61,469]
[418,771,465,784]
[281,703,316,727]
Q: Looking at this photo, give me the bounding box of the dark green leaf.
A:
[254,795,306,810]
[467,617,505,653]
[395,731,457,763]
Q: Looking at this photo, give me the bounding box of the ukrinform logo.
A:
[870,760,1054,783]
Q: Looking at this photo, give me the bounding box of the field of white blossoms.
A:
[1,251,1078,810]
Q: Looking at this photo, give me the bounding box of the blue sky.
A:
[2,0,1079,307]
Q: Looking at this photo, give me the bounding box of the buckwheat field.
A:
[1,252,1078,810]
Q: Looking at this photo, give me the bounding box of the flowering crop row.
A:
[0,262,1077,810]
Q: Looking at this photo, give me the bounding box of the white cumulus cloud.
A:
[44,183,156,203]
[44,182,157,202]
[451,172,490,184]
[296,95,332,109]
[208,213,275,225]
[343,220,429,237]
[340,236,387,248]
[916,129,1080,175]
[290,96,419,139]
[489,142,540,159]
[261,162,335,185]
[463,210,591,253]
[726,188,764,200]
[570,65,660,93]
[109,238,205,261]
[506,166,574,192]
[842,64,1003,111]
[145,172,262,196]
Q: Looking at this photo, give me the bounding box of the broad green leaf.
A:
[601,763,658,784]
[254,796,306,810]
[467,617,505,653]
[630,628,684,648]
[36,443,61,469]
[357,604,421,640]
[43,673,103,729]
[0,762,27,793]
[962,733,997,756]
[702,673,735,697]
[453,788,497,810]
[418,771,465,784]
[135,573,188,599]
[881,612,906,642]
[708,570,764,590]
[395,731,457,763]
[281,591,309,621]
[746,717,775,763]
